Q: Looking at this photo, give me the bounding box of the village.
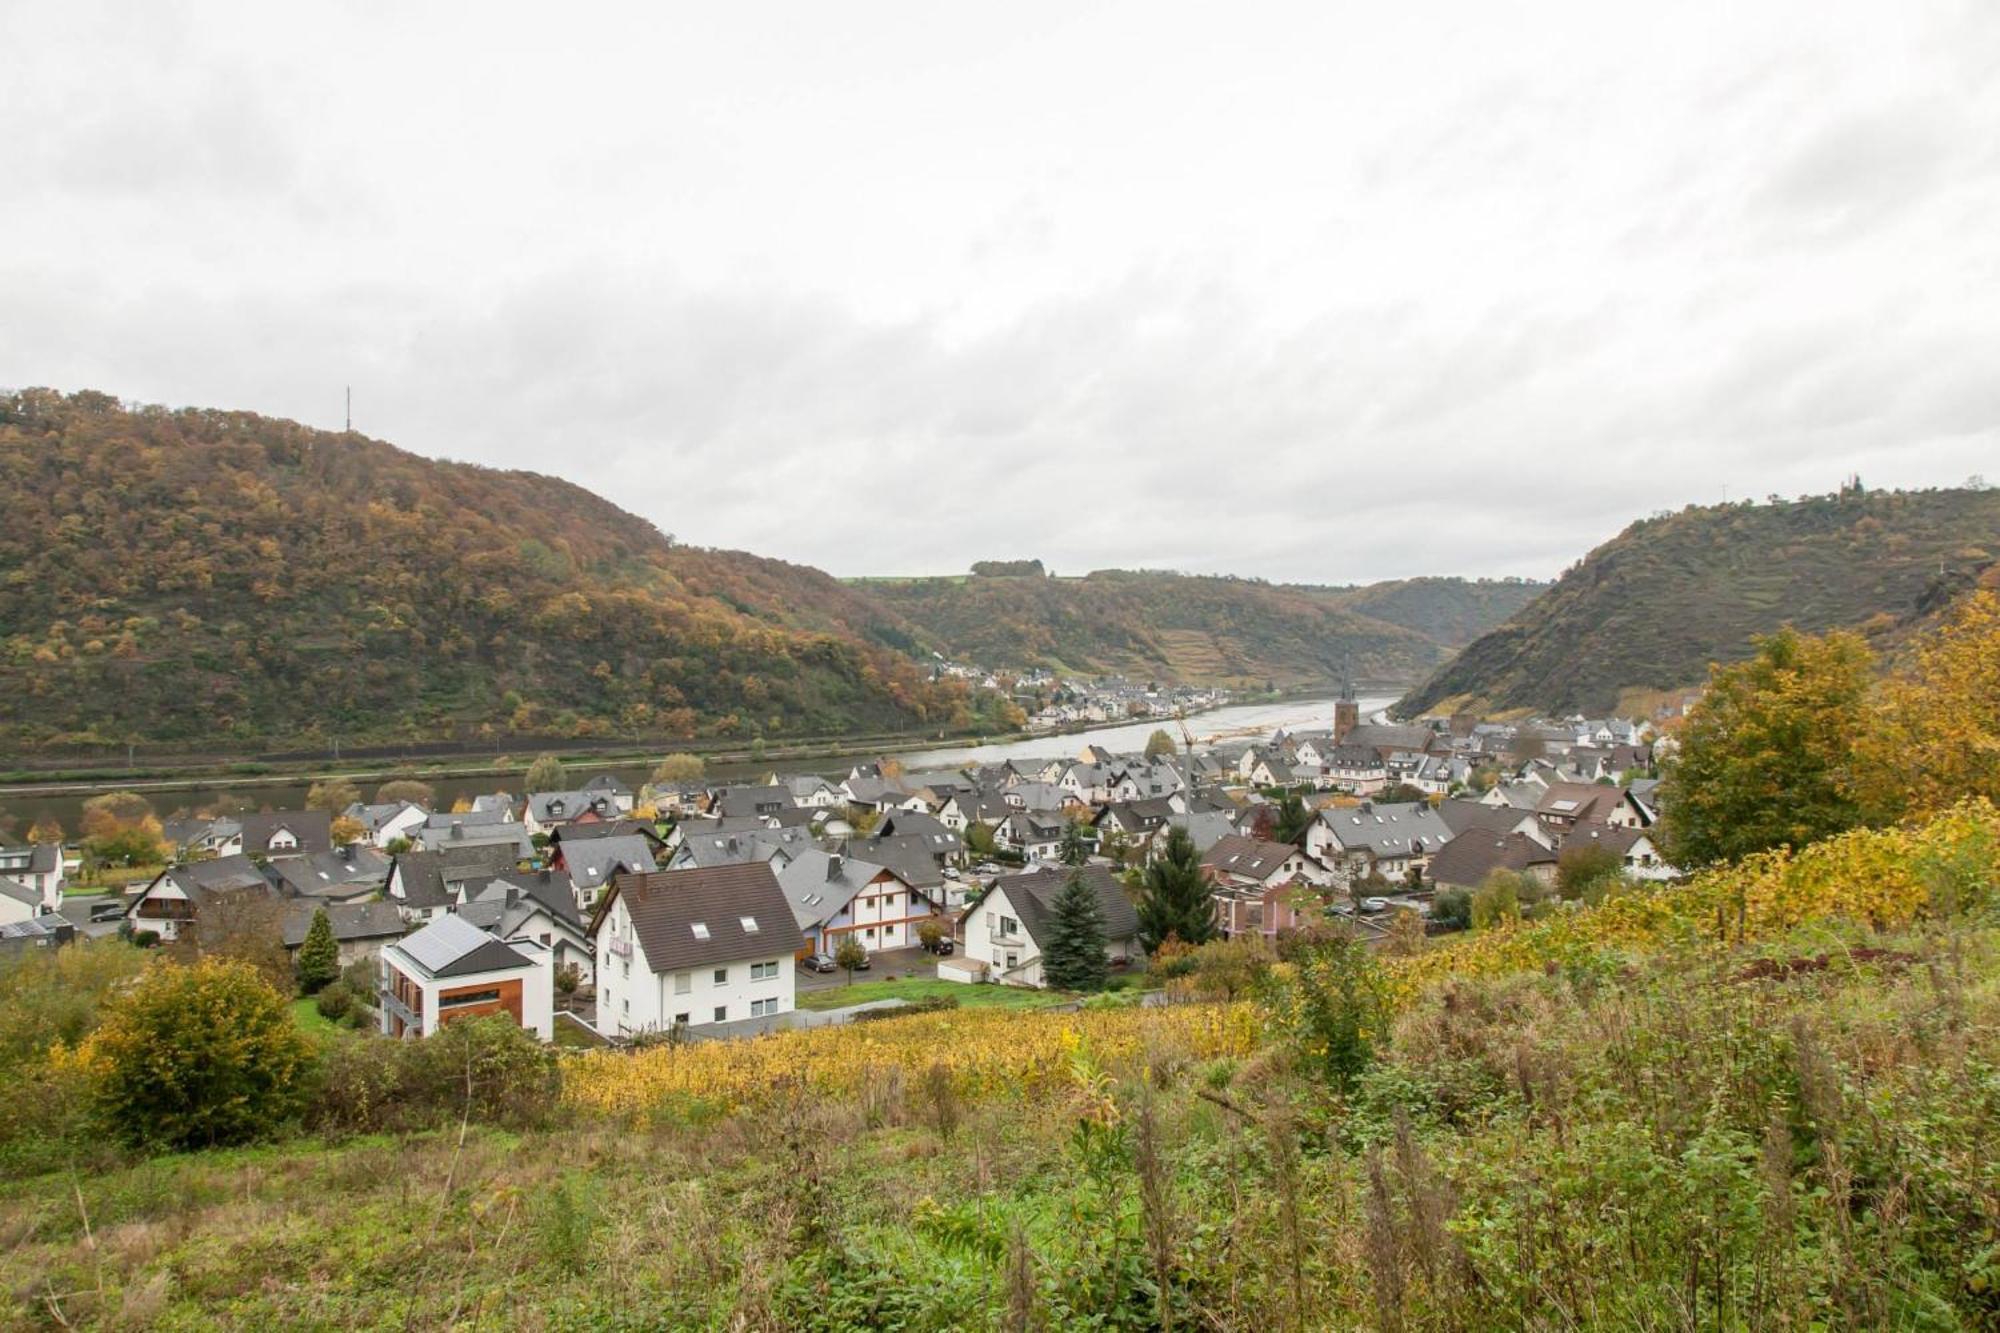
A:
[0,680,1683,1047]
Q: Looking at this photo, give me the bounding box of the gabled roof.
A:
[526,790,619,823]
[1427,832,1556,890]
[551,819,665,849]
[709,786,802,819]
[856,834,949,889]
[1314,801,1454,857]
[391,913,533,978]
[392,843,521,910]
[153,855,277,904]
[1563,819,1652,857]
[774,848,899,930]
[965,866,1139,949]
[282,900,406,947]
[0,877,41,909]
[558,834,658,890]
[467,868,584,929]
[1437,799,1546,840]
[239,810,332,857]
[272,846,393,899]
[1201,835,1301,882]
[594,864,807,973]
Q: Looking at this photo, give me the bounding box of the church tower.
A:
[1334,670,1359,743]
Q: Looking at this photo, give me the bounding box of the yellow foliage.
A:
[561,1000,1258,1121]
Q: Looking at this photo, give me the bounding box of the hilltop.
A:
[0,390,967,751]
[862,568,1542,686]
[1397,486,2000,717]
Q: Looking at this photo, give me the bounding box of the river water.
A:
[7,694,1394,831]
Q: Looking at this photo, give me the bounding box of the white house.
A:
[342,801,430,849]
[1305,801,1455,883]
[775,849,942,957]
[125,856,277,943]
[589,864,806,1038]
[951,866,1139,988]
[0,844,64,908]
[378,914,554,1041]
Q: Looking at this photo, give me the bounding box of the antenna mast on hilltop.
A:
[345,385,352,433]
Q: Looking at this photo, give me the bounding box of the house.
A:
[523,790,623,838]
[1437,799,1552,847]
[412,817,535,861]
[780,775,842,809]
[282,900,407,968]
[938,790,1011,833]
[1563,820,1678,881]
[589,864,805,1038]
[550,833,658,913]
[1535,783,1647,838]
[708,786,806,823]
[457,870,595,981]
[0,877,61,929]
[995,810,1067,863]
[578,774,636,813]
[775,849,941,956]
[1093,797,1180,841]
[126,856,278,943]
[1304,801,1455,883]
[1200,835,1326,893]
[163,811,331,861]
[0,843,64,907]
[387,843,522,924]
[855,833,956,899]
[666,825,815,871]
[0,913,74,958]
[548,818,668,858]
[271,845,394,901]
[378,914,554,1040]
[870,810,963,866]
[342,801,430,849]
[1213,878,1333,943]
[952,866,1140,988]
[1145,810,1241,861]
[1426,832,1558,892]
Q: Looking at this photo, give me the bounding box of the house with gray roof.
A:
[378,914,552,1040]
[1305,800,1455,882]
[952,866,1139,988]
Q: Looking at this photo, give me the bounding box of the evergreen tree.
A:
[1135,825,1217,952]
[1041,870,1109,992]
[295,907,340,995]
[1272,792,1312,844]
[1059,819,1091,867]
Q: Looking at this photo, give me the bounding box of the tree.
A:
[184,894,292,991]
[1852,591,2000,822]
[917,917,945,951]
[1659,627,1873,867]
[1136,825,1217,952]
[1144,729,1177,760]
[965,821,997,857]
[86,957,315,1150]
[375,778,435,806]
[1040,870,1110,992]
[1272,793,1312,844]
[1556,843,1623,901]
[1430,887,1472,931]
[650,752,705,784]
[80,791,153,841]
[385,836,413,855]
[305,777,362,814]
[25,815,62,844]
[295,908,340,994]
[834,935,868,984]
[85,823,165,869]
[1269,933,1387,1093]
[523,753,567,794]
[329,815,367,847]
[1058,820,1090,867]
[1378,783,1428,805]
[554,961,582,1006]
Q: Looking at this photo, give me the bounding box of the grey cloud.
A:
[1754,102,1956,234]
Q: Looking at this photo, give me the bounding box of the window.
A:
[440,988,502,1009]
[1005,952,1019,969]
[999,915,1019,938]
[713,1005,727,1023]
[750,960,779,981]
[712,967,728,985]
[622,998,629,1014]
[739,915,759,933]
[865,927,875,940]
[673,971,691,995]
[621,959,629,979]
[751,997,779,1018]
[690,921,710,940]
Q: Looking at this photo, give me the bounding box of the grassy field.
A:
[794,976,1068,1012]
[5,922,1997,1328]
[289,997,337,1036]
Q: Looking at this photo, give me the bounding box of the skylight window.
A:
[690,922,710,940]
[740,915,759,933]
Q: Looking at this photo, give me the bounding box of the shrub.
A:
[307,1016,560,1136]
[315,981,354,1021]
[1430,888,1472,931]
[79,958,316,1150]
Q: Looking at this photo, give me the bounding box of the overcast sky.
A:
[5,2,1997,584]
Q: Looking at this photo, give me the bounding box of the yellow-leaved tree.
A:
[1853,591,2000,822]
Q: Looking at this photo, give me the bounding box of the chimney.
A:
[505,885,520,909]
[450,824,464,841]
[539,869,552,884]
[827,854,843,881]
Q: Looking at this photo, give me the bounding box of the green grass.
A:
[794,975,1064,1011]
[290,997,337,1035]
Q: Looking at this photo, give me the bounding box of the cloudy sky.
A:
[5,2,1997,584]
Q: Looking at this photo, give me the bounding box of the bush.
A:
[83,958,316,1150]
[316,981,354,1021]
[307,1015,560,1137]
[1430,888,1472,931]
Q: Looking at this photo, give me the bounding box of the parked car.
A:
[975,861,1004,875]
[922,935,955,956]
[89,899,127,922]
[802,953,838,974]
[1361,896,1390,914]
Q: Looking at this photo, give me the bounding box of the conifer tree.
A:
[1041,870,1109,992]
[295,907,340,995]
[1136,824,1217,952]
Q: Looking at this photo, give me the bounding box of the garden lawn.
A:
[290,996,337,1035]
[793,976,1064,1011]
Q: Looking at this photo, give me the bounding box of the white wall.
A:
[593,895,796,1038]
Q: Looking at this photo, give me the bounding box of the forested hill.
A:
[1396,486,2000,718]
[0,390,967,751]
[858,569,1543,685]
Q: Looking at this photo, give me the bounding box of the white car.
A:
[1360,896,1390,914]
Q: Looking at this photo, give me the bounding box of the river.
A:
[6,693,1395,832]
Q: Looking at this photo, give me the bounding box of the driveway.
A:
[794,943,939,994]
